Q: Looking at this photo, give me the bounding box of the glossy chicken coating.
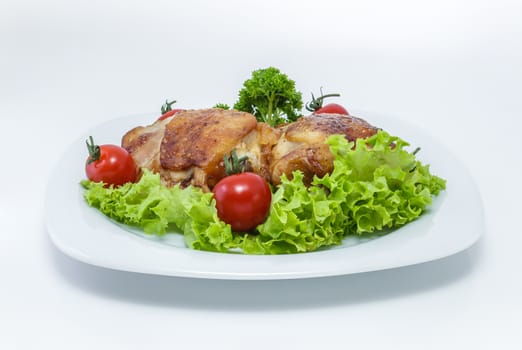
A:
[122,109,378,190]
[122,108,279,191]
[270,114,378,185]
[121,116,171,177]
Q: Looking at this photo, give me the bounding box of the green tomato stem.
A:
[305,90,341,112]
[161,99,177,114]
[86,136,101,164]
[224,150,249,175]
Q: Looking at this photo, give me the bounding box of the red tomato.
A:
[305,90,350,115]
[85,136,137,187]
[212,172,272,232]
[314,103,349,115]
[158,99,184,121]
[158,109,184,121]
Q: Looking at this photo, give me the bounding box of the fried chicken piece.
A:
[270,113,378,185]
[122,108,279,191]
[161,108,280,190]
[121,116,171,176]
[122,109,378,190]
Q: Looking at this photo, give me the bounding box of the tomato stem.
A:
[305,87,341,112]
[161,99,177,114]
[86,136,101,164]
[408,147,422,172]
[224,150,248,175]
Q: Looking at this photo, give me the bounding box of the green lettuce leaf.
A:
[319,132,445,234]
[81,130,446,255]
[81,170,234,252]
[240,130,446,254]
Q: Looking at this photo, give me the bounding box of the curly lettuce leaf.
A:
[241,130,446,254]
[81,170,234,252]
[81,131,446,255]
[240,172,348,254]
[319,132,445,234]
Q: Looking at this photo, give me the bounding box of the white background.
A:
[1,0,521,349]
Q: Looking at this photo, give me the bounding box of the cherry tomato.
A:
[85,136,137,187]
[158,99,185,121]
[305,90,349,115]
[212,172,272,232]
[314,103,349,115]
[158,109,184,121]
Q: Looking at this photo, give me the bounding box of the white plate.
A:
[45,111,484,280]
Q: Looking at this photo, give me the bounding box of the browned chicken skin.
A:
[121,109,378,190]
[270,114,378,185]
[122,108,279,191]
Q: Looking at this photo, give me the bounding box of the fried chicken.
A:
[122,108,279,191]
[122,109,378,190]
[270,113,378,185]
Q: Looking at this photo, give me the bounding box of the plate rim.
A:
[45,110,484,280]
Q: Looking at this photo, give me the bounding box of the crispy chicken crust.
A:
[121,110,378,190]
[122,109,280,190]
[270,114,378,185]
